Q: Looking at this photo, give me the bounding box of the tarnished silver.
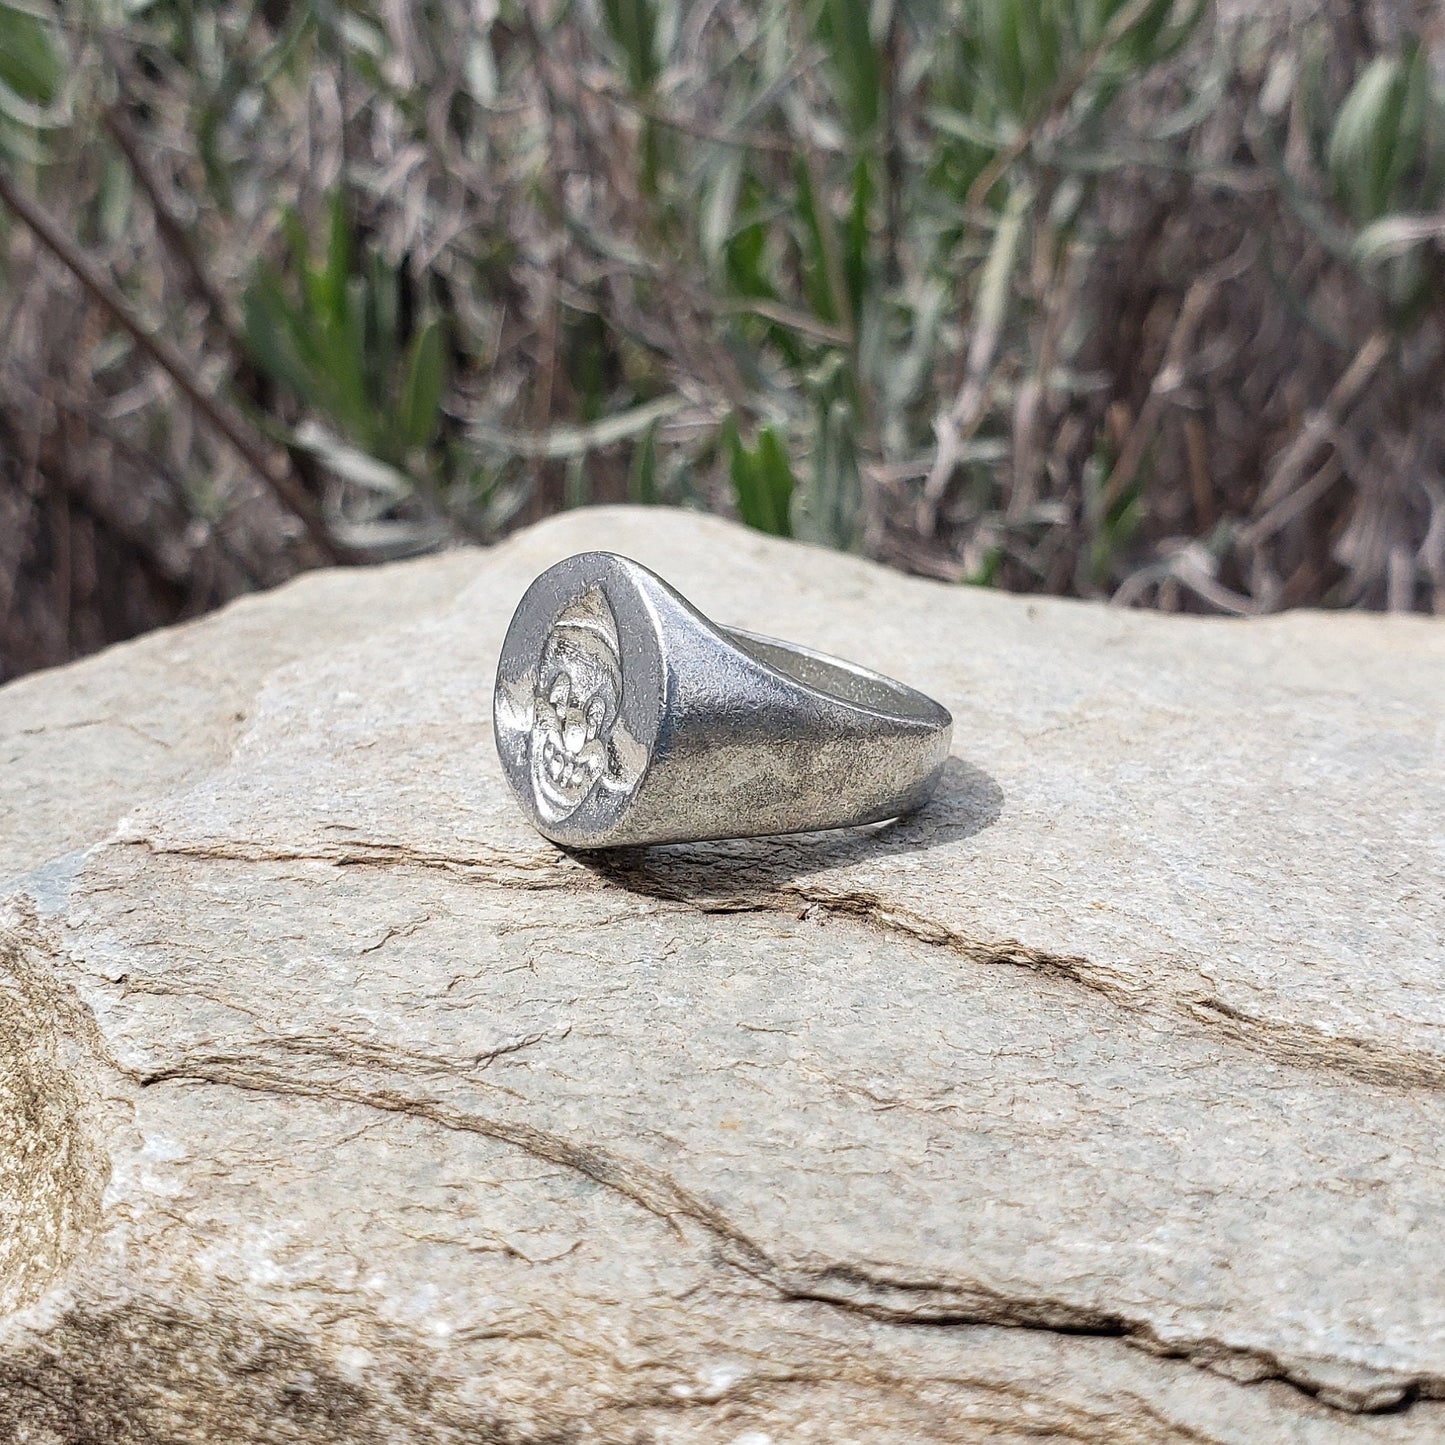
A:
[493,551,953,848]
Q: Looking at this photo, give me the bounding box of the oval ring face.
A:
[493,555,661,846]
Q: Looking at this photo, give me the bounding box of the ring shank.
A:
[723,628,951,728]
[601,614,955,844]
[494,550,954,847]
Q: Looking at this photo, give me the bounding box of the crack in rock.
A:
[76,838,1445,1417]
[124,831,1445,1093]
[124,835,579,890]
[132,1042,1440,1416]
[586,854,1445,1097]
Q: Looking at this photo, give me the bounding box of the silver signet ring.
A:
[493,552,953,849]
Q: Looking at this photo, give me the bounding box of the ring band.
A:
[493,552,953,848]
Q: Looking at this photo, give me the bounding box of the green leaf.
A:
[399,319,447,450]
[1394,44,1432,194]
[471,395,685,459]
[292,421,411,497]
[724,207,776,301]
[701,150,744,268]
[365,250,401,413]
[1108,0,1189,71]
[927,105,1017,150]
[974,0,1062,120]
[243,269,317,405]
[96,153,134,244]
[752,425,796,536]
[629,417,659,504]
[844,154,872,316]
[792,155,839,326]
[723,414,756,518]
[0,3,61,109]
[1328,56,1412,222]
[817,0,880,136]
[327,274,374,443]
[599,0,659,93]
[967,545,1004,588]
[319,192,353,331]
[280,206,309,278]
[0,1,64,162]
[807,395,860,549]
[242,205,373,452]
[725,418,795,537]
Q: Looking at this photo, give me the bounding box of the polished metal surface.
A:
[493,552,953,848]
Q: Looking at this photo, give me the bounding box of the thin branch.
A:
[41,383,266,589]
[1095,242,1254,517]
[1244,454,1343,548]
[1252,331,1390,515]
[917,183,1032,535]
[0,167,352,564]
[102,98,237,336]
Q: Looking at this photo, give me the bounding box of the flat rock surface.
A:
[2,506,1443,1443]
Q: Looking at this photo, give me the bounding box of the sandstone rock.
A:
[2,506,1442,1443]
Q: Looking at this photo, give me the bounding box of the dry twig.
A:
[0,167,351,565]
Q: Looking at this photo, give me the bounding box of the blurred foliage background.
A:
[1,0,1444,680]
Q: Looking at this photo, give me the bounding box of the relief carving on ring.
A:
[527,586,640,823]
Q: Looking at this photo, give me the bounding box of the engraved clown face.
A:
[528,587,625,822]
